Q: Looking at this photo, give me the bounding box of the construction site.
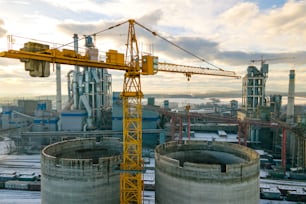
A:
[0,18,306,204]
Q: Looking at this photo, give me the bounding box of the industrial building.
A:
[1,66,306,202]
[241,64,306,171]
[242,64,268,118]
[112,92,160,147]
[0,19,306,204]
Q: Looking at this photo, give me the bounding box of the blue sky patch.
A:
[248,0,287,10]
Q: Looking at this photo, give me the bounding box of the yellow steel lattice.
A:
[120,72,143,204]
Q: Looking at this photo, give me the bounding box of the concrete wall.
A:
[155,141,260,204]
[41,138,121,204]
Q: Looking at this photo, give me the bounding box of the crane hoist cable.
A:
[14,18,228,74]
[55,20,129,50]
[8,35,67,47]
[134,21,224,71]
[55,19,226,72]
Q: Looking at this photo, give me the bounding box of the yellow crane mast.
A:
[120,19,143,203]
[0,19,240,204]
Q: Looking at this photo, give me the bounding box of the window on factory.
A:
[221,164,227,173]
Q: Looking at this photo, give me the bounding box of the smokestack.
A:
[286,69,295,124]
[286,69,297,166]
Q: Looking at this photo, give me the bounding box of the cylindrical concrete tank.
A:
[41,138,121,204]
[155,141,260,204]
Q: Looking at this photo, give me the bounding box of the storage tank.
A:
[155,141,259,204]
[41,138,121,204]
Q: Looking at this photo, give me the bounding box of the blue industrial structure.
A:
[112,92,160,147]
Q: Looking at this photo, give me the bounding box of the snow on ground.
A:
[0,153,41,204]
[0,154,40,175]
[260,200,299,204]
[0,189,41,204]
[0,137,16,155]
[192,132,238,142]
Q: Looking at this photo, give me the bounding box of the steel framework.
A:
[0,19,240,204]
[120,20,143,204]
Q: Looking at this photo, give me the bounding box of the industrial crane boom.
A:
[0,19,240,204]
[158,62,239,80]
[0,49,240,79]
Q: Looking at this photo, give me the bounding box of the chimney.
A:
[286,69,295,124]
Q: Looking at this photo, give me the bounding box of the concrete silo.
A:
[41,138,121,204]
[155,141,259,204]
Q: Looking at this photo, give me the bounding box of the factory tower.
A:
[242,64,268,117]
[286,70,296,164]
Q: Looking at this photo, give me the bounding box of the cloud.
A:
[56,10,164,54]
[56,9,163,35]
[218,51,304,66]
[0,63,71,96]
[263,1,306,35]
[55,16,306,68]
[0,58,21,66]
[217,1,306,52]
[2,0,306,96]
[57,20,105,36]
[0,18,7,38]
[55,1,306,71]
[150,36,218,63]
[219,2,259,26]
[151,35,306,68]
[135,9,163,27]
[41,0,107,12]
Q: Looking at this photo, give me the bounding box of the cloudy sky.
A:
[0,0,305,97]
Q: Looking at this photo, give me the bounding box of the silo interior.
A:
[168,150,246,167]
[50,141,120,162]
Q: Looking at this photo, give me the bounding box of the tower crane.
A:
[250,56,295,66]
[0,19,240,204]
